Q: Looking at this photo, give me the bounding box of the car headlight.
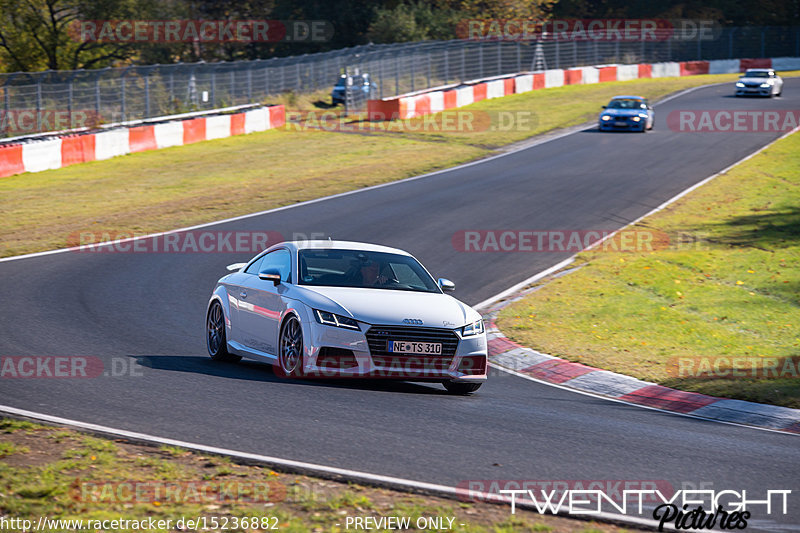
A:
[601,115,611,121]
[760,83,770,88]
[631,116,641,122]
[736,82,745,87]
[462,319,484,337]
[314,309,360,330]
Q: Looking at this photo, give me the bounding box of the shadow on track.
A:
[133,355,450,395]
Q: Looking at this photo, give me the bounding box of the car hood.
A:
[601,108,646,117]
[297,286,479,328]
[739,77,773,84]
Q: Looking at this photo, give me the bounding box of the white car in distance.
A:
[735,69,783,97]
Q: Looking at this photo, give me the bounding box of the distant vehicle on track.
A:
[735,69,783,97]
[206,240,487,394]
[331,73,377,105]
[598,95,654,132]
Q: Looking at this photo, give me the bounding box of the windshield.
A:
[607,99,646,109]
[743,71,769,78]
[298,249,440,293]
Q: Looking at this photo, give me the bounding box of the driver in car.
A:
[360,258,390,286]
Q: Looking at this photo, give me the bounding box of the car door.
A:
[237,248,292,356]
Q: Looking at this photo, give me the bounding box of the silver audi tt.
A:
[206,240,488,394]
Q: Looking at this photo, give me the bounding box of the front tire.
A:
[443,381,482,395]
[207,301,241,362]
[276,316,304,378]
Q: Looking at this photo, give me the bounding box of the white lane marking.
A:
[473,257,575,311]
[0,403,668,530]
[487,364,798,436]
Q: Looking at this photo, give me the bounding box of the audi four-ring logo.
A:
[402,318,423,325]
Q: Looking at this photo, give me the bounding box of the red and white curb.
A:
[484,312,800,434]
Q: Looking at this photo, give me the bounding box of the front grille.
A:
[366,325,459,371]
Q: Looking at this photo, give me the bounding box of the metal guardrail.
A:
[1,26,799,137]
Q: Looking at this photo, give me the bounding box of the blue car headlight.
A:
[601,115,612,121]
[631,116,641,122]
[314,309,360,330]
[462,319,484,337]
[760,83,770,88]
[736,82,745,87]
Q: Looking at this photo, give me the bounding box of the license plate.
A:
[614,121,628,127]
[388,341,442,355]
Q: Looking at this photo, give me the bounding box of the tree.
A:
[0,0,163,72]
[367,2,430,43]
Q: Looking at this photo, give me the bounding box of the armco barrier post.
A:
[144,73,150,117]
[36,79,42,132]
[427,50,431,88]
[121,77,126,122]
[94,72,101,119]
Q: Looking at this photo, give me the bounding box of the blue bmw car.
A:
[598,96,654,132]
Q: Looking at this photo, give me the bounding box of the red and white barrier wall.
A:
[0,105,285,178]
[368,57,800,121]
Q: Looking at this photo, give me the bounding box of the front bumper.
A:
[735,87,771,96]
[599,119,646,131]
[301,321,488,381]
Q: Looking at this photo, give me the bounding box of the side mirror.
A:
[601,105,607,108]
[259,269,282,286]
[438,278,455,292]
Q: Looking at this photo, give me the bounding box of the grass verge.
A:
[1,72,778,258]
[0,418,639,533]
[496,130,800,408]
